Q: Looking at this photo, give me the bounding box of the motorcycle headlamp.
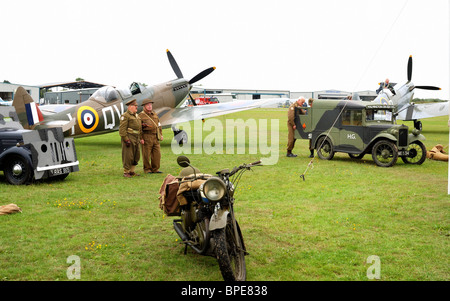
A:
[202,177,226,201]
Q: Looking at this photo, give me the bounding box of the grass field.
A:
[0,108,448,281]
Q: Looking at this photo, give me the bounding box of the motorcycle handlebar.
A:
[229,160,262,176]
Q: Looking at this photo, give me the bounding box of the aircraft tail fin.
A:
[12,86,44,129]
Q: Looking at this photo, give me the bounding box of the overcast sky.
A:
[1,0,448,99]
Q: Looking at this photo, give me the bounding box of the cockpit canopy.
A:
[89,83,145,103]
[90,86,120,103]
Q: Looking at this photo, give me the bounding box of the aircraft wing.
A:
[39,104,76,114]
[396,101,449,121]
[157,98,286,127]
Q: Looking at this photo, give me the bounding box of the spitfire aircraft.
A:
[368,56,446,130]
[12,50,278,143]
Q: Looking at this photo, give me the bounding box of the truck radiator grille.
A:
[399,129,408,147]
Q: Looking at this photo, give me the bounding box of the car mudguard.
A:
[0,146,33,169]
[408,133,426,143]
[367,133,397,147]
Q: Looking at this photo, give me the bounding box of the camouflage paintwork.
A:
[22,128,79,180]
[0,106,79,182]
[11,50,216,139]
[294,99,425,159]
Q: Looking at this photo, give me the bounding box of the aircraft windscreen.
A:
[90,86,121,103]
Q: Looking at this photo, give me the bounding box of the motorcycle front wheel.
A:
[213,215,246,281]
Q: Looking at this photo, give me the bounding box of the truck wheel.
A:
[4,155,32,185]
[372,140,398,167]
[401,141,426,165]
[316,137,335,160]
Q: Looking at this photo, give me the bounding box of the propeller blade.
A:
[189,93,197,106]
[166,49,184,79]
[407,55,412,82]
[415,85,441,90]
[189,67,216,85]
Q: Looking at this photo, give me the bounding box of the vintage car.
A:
[294,99,427,167]
[0,106,79,184]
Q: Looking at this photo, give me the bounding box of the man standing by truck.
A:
[286,97,306,157]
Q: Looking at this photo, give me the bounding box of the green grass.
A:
[0,109,448,281]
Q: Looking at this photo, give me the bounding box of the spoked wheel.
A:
[372,140,398,167]
[213,215,246,281]
[4,155,32,185]
[401,141,426,165]
[316,136,335,160]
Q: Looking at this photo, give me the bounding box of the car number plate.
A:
[49,167,71,176]
[398,150,409,156]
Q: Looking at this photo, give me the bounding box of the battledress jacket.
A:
[138,110,162,141]
[287,102,301,127]
[119,110,142,142]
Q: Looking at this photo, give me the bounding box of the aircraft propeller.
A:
[407,55,440,91]
[167,49,184,79]
[188,67,216,85]
[166,49,216,106]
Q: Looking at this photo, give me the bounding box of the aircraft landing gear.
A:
[172,126,188,146]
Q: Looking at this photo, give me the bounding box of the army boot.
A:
[287,150,297,157]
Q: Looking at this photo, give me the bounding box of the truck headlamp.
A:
[203,177,226,201]
[388,128,399,136]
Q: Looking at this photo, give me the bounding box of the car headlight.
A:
[388,128,398,136]
[203,177,226,201]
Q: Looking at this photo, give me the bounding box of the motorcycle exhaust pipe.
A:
[173,219,189,242]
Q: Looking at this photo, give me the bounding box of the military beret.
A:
[126,99,137,106]
[142,98,154,105]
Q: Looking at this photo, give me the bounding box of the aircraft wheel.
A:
[316,137,335,160]
[401,141,426,165]
[372,140,398,167]
[174,130,188,146]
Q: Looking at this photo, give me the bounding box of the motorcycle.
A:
[169,156,261,281]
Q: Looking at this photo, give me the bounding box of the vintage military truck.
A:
[294,99,427,167]
[0,106,79,184]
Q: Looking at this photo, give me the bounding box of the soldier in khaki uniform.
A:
[139,98,163,174]
[119,99,144,177]
[287,97,306,157]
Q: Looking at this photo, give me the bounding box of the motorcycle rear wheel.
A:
[213,216,246,281]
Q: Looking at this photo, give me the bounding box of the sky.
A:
[1,0,448,100]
